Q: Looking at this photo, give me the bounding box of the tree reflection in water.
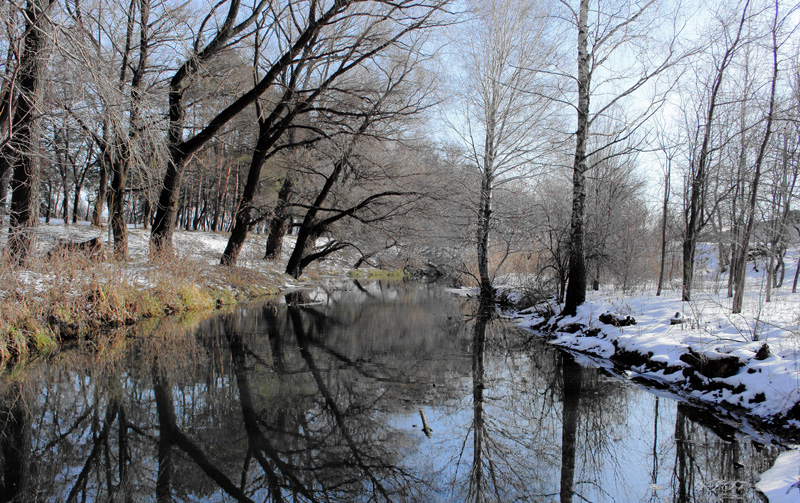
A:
[0,282,785,502]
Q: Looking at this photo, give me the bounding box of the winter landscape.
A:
[2,0,800,501]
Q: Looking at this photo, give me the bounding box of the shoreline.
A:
[498,289,800,444]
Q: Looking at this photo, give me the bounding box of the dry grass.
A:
[0,248,287,368]
[458,248,546,287]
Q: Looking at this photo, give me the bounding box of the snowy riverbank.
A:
[487,247,800,502]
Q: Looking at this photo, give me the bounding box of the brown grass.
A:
[0,249,286,368]
[459,248,545,287]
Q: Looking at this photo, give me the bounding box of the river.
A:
[0,280,786,502]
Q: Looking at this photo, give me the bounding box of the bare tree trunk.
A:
[767,134,798,290]
[110,0,150,259]
[476,132,494,300]
[766,254,774,303]
[7,0,54,264]
[44,185,52,223]
[92,153,109,227]
[285,158,345,278]
[656,156,671,296]
[222,116,272,265]
[563,0,590,316]
[0,167,9,223]
[264,174,293,260]
[71,185,81,224]
[192,174,203,230]
[150,1,243,256]
[61,176,70,224]
[109,156,129,259]
[731,4,778,314]
[228,166,240,232]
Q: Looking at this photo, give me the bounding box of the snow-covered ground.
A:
[484,244,800,502]
[0,218,362,292]
[18,219,284,268]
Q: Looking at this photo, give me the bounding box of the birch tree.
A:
[557,0,682,315]
[449,0,554,300]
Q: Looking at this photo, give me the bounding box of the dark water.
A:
[0,281,786,502]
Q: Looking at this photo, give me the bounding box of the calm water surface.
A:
[0,281,786,502]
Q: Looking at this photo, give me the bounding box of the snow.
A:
[5,221,800,499]
[0,220,323,306]
[757,448,800,503]
[501,244,800,501]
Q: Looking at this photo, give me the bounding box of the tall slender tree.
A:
[731,0,781,314]
[559,0,681,315]
[682,1,750,302]
[449,0,554,300]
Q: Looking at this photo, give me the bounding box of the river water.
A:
[0,280,787,502]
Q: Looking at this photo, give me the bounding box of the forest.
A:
[3,1,800,501]
[0,0,798,321]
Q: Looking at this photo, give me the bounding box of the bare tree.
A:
[656,132,678,296]
[146,0,271,257]
[557,0,683,315]
[448,0,554,300]
[681,1,751,302]
[149,0,453,258]
[730,0,781,314]
[584,135,648,291]
[4,0,57,263]
[220,1,450,267]
[282,51,438,278]
[764,128,799,300]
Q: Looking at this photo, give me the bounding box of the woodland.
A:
[0,0,798,312]
[2,2,800,500]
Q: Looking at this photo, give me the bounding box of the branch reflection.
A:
[0,283,785,502]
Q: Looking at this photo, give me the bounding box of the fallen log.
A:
[47,237,106,263]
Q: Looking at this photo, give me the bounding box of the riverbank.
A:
[503,290,800,502]
[506,286,800,438]
[479,248,800,502]
[481,246,800,434]
[0,220,323,365]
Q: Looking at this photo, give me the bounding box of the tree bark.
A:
[109,156,129,259]
[476,109,495,301]
[92,150,109,227]
[7,0,54,264]
[563,0,590,316]
[0,167,9,223]
[264,174,293,260]
[71,184,81,224]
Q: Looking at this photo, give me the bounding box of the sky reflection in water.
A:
[0,281,784,502]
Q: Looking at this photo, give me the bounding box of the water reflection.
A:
[0,282,786,502]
